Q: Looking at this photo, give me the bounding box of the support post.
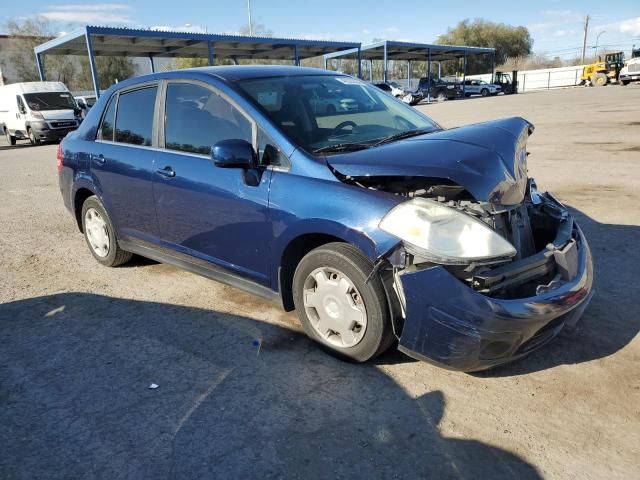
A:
[232,56,239,66]
[407,60,411,89]
[207,41,215,66]
[369,59,373,81]
[548,71,551,89]
[462,50,467,98]
[491,51,495,81]
[35,52,45,81]
[383,41,388,83]
[357,47,362,79]
[84,30,100,98]
[293,45,299,66]
[323,56,327,70]
[148,55,155,73]
[427,50,431,103]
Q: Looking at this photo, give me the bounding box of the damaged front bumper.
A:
[396,223,594,372]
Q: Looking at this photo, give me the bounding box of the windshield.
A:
[237,75,439,154]
[23,92,77,111]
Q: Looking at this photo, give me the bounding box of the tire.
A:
[292,242,394,362]
[4,128,16,146]
[81,195,132,267]
[591,73,608,87]
[481,88,489,97]
[620,80,629,86]
[503,85,513,94]
[28,128,41,146]
[436,92,446,102]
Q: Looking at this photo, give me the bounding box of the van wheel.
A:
[292,243,394,362]
[81,195,132,267]
[4,128,16,146]
[481,88,489,97]
[28,128,41,146]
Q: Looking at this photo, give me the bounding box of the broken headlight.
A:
[379,198,516,265]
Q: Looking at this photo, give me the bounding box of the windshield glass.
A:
[23,92,77,111]
[237,75,440,153]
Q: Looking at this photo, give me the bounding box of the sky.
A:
[1,1,639,58]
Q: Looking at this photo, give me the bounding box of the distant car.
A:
[75,95,97,118]
[58,66,594,371]
[308,88,358,114]
[462,80,502,97]
[373,82,406,98]
[416,78,462,101]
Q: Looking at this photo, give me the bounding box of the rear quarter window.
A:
[97,95,117,141]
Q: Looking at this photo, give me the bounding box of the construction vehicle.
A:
[580,52,625,86]
[492,70,518,94]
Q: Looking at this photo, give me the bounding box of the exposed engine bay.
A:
[338,173,580,301]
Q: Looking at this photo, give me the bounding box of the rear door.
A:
[152,80,272,285]
[87,84,160,243]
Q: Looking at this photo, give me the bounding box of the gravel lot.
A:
[1,85,639,479]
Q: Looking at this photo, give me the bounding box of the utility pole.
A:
[581,15,590,63]
[247,0,253,36]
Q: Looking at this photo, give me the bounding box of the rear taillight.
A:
[57,143,64,173]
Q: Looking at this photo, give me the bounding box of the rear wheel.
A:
[28,128,40,146]
[4,128,16,146]
[503,85,513,94]
[81,195,132,267]
[436,91,447,102]
[620,80,630,86]
[292,243,394,362]
[591,73,608,86]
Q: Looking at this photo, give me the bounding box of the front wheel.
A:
[436,92,447,102]
[481,88,489,97]
[81,195,132,267]
[620,80,630,86]
[4,128,16,146]
[292,243,395,362]
[28,128,41,146]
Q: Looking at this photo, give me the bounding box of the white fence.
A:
[467,65,586,92]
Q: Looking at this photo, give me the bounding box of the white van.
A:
[0,82,81,145]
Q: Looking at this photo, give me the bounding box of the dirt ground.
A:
[1,85,639,479]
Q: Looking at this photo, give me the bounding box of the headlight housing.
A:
[379,198,516,265]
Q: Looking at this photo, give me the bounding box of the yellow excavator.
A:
[580,52,625,86]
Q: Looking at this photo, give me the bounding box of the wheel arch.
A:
[274,217,391,312]
[73,186,97,232]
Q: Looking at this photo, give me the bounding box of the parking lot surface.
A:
[1,85,639,479]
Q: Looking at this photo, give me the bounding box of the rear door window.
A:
[114,87,157,146]
[164,82,252,155]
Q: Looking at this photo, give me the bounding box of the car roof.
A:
[105,65,347,94]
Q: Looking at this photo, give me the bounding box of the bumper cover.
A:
[31,122,78,141]
[397,227,594,372]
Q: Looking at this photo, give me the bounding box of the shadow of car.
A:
[0,292,541,479]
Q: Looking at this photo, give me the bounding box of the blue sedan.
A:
[58,66,593,371]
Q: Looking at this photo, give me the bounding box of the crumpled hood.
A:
[327,116,533,205]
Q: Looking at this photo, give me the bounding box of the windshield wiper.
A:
[372,128,431,147]
[313,142,371,154]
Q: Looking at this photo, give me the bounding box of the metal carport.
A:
[34,26,362,98]
[323,40,496,99]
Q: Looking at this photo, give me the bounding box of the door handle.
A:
[157,166,176,178]
[91,154,105,164]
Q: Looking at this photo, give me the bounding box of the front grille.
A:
[50,121,77,129]
[629,64,639,73]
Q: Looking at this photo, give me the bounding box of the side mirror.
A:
[212,139,257,169]
[19,107,27,115]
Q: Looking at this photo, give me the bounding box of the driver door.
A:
[152,80,273,285]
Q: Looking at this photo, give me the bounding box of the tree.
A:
[3,17,77,87]
[78,56,136,91]
[3,17,135,91]
[436,19,533,74]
